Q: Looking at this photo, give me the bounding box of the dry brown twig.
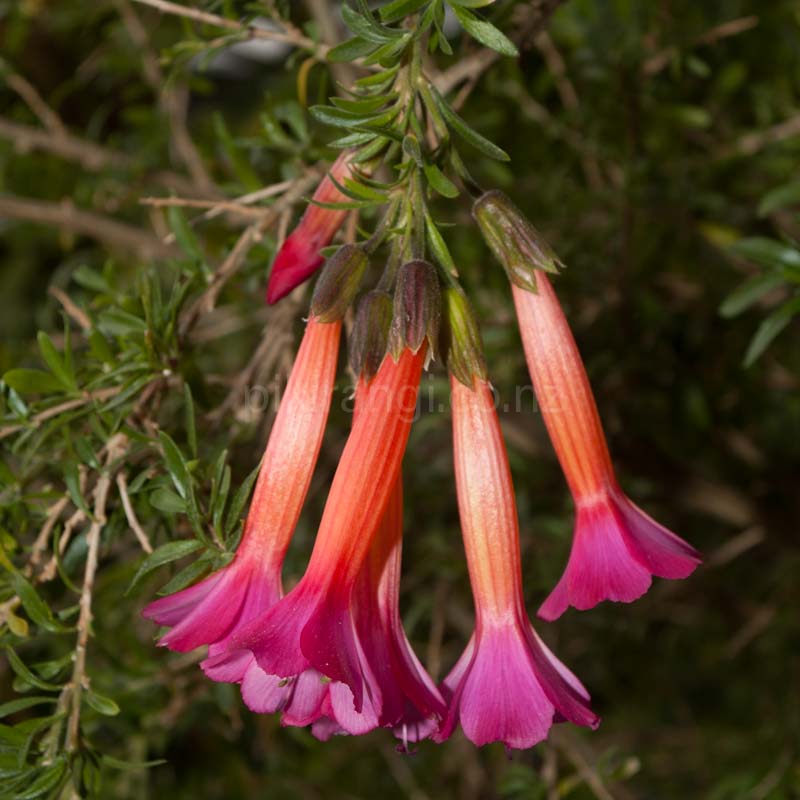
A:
[0,195,179,260]
[130,0,319,53]
[643,15,759,76]
[64,434,129,752]
[5,72,67,136]
[116,0,218,194]
[178,167,322,336]
[116,472,154,554]
[0,118,203,197]
[0,386,122,442]
[48,286,92,332]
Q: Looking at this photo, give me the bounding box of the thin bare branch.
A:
[130,0,318,52]
[0,195,178,259]
[0,118,204,196]
[643,15,759,75]
[178,168,321,335]
[66,434,128,752]
[5,72,67,135]
[116,472,153,554]
[0,386,122,441]
[48,286,92,331]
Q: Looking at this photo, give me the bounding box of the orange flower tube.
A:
[205,346,426,713]
[512,275,700,619]
[143,317,340,651]
[436,376,598,749]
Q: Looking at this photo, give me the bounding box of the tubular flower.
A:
[142,317,342,651]
[436,376,599,750]
[511,275,701,620]
[209,475,444,742]
[204,344,427,717]
[266,151,354,304]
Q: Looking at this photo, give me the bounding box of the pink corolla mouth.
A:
[538,491,701,621]
[207,640,383,737]
[141,558,281,653]
[436,623,599,750]
[201,578,379,715]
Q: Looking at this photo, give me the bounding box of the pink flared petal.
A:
[240,662,292,714]
[299,590,368,713]
[141,571,224,627]
[616,496,701,579]
[201,647,254,683]
[310,717,344,741]
[434,635,477,743]
[452,626,560,749]
[158,567,251,652]
[538,499,653,619]
[529,628,590,702]
[524,626,599,730]
[536,571,570,622]
[328,680,381,736]
[233,582,318,678]
[280,671,331,727]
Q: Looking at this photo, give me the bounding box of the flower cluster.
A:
[144,166,699,751]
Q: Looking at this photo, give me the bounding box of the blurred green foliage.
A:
[1,1,799,798]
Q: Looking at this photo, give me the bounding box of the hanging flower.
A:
[204,261,440,720]
[511,274,701,620]
[266,151,355,304]
[436,376,599,750]
[142,317,341,651]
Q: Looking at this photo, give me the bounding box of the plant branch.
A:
[65,434,128,752]
[129,0,319,53]
[0,195,179,260]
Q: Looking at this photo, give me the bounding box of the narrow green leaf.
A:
[758,181,800,216]
[158,432,192,502]
[11,573,67,634]
[102,754,167,771]
[402,134,423,167]
[424,210,458,275]
[2,369,64,395]
[85,690,120,716]
[379,0,429,23]
[329,94,396,113]
[329,131,376,148]
[342,2,401,43]
[0,697,55,719]
[730,237,800,270]
[37,332,75,391]
[14,759,67,800]
[183,384,197,459]
[423,162,460,198]
[4,648,61,692]
[327,36,377,63]
[156,556,211,596]
[98,308,148,337]
[449,4,518,57]
[126,539,204,595]
[431,86,510,161]
[167,206,202,261]
[148,488,186,514]
[719,274,786,318]
[72,265,111,293]
[64,462,90,516]
[224,463,260,537]
[743,298,800,367]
